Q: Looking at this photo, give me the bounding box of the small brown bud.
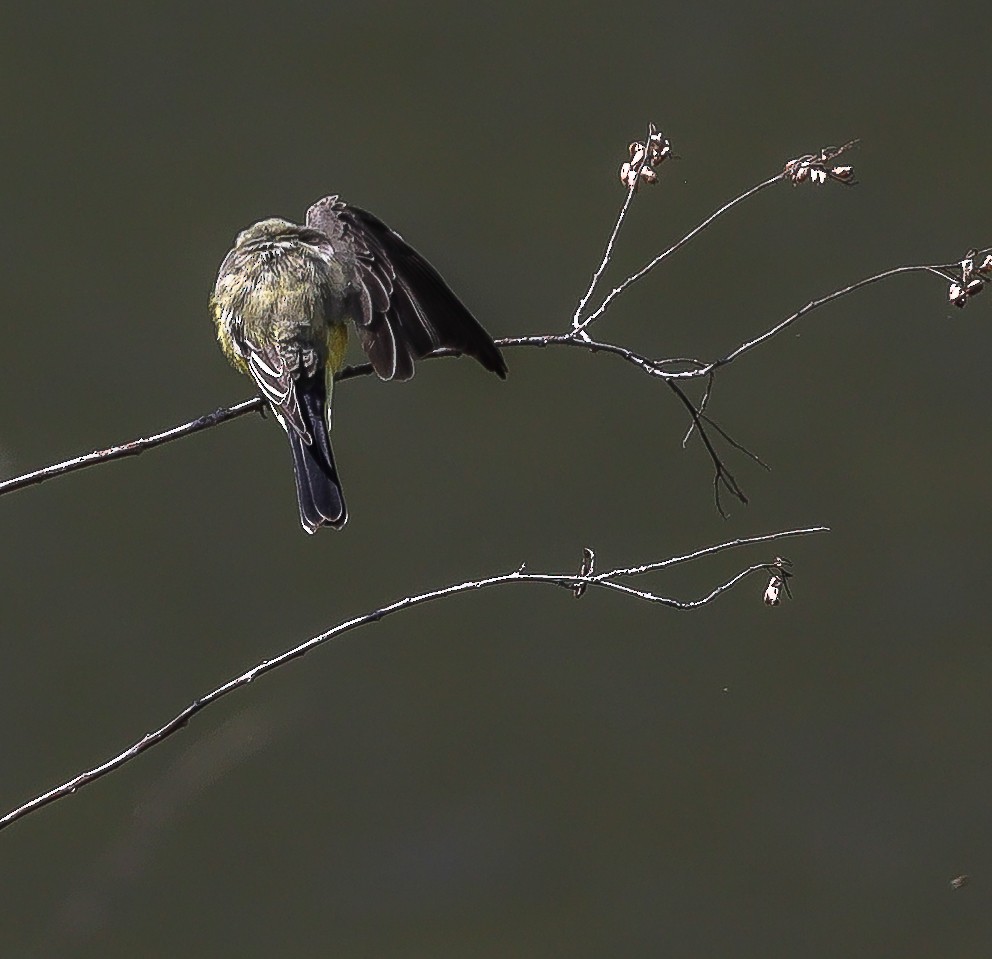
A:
[965,277,984,297]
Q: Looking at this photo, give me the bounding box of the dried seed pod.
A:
[764,575,783,606]
[647,131,671,162]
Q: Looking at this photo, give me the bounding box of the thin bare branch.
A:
[0,127,983,519]
[0,527,828,833]
[0,251,982,507]
[603,527,827,579]
[572,184,638,332]
[682,372,714,448]
[698,412,771,471]
[0,399,265,499]
[667,380,748,516]
[713,264,961,369]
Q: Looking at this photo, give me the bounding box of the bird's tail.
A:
[287,379,347,533]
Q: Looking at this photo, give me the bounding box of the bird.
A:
[210,195,507,533]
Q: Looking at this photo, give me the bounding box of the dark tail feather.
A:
[287,380,347,533]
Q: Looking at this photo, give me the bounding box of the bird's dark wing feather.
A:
[306,195,507,382]
[234,332,311,442]
[232,330,345,531]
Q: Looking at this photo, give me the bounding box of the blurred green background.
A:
[2,2,991,956]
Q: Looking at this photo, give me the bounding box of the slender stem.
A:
[0,526,828,832]
[572,186,637,330]
[0,399,264,499]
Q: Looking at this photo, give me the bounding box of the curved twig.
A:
[0,526,828,833]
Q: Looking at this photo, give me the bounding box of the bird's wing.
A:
[306,195,507,382]
[232,330,311,443]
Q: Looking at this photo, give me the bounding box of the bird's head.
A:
[235,217,302,248]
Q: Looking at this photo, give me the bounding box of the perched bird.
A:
[211,196,506,533]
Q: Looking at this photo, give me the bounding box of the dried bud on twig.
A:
[947,250,988,308]
[784,139,859,186]
[763,578,783,606]
[619,163,637,189]
[619,122,673,191]
[763,556,794,606]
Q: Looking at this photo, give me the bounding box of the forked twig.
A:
[0,526,828,832]
[2,133,983,514]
